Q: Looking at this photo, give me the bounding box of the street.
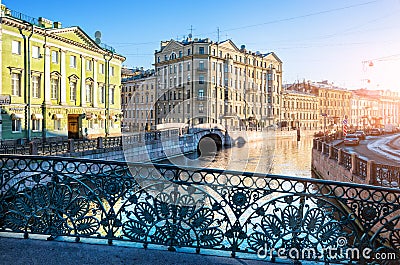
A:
[338,133,400,166]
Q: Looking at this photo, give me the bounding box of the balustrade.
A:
[0,155,398,264]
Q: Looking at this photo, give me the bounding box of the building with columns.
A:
[309,81,352,131]
[280,87,319,130]
[0,5,125,142]
[121,68,156,132]
[349,89,380,130]
[154,37,282,129]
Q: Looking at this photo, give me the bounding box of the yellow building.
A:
[0,5,125,143]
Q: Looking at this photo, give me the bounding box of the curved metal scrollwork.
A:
[0,155,399,264]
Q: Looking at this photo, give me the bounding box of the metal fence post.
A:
[97,137,103,149]
[29,141,38,155]
[68,139,75,153]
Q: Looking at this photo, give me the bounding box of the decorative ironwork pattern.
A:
[355,156,367,180]
[340,151,352,170]
[375,164,400,188]
[0,155,399,264]
[332,147,339,161]
[0,143,30,155]
[313,138,400,188]
[37,141,69,156]
[74,139,97,152]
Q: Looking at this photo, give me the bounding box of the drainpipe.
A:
[104,51,114,137]
[20,24,34,142]
[41,35,47,142]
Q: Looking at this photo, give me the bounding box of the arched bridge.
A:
[189,123,230,154]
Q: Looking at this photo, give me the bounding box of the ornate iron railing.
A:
[313,138,400,188]
[375,164,400,188]
[74,138,97,152]
[0,155,399,264]
[332,147,339,162]
[0,143,30,155]
[340,151,352,170]
[103,136,122,150]
[355,156,368,180]
[37,141,69,156]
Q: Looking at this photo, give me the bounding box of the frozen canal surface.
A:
[161,134,313,178]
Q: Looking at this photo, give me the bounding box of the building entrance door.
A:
[68,114,80,139]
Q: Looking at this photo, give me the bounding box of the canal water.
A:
[161,133,314,178]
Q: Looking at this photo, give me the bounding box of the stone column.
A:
[337,148,342,165]
[328,145,333,159]
[80,55,86,107]
[366,160,376,185]
[351,153,358,176]
[60,49,67,104]
[44,45,51,103]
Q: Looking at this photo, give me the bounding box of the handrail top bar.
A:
[1,154,399,194]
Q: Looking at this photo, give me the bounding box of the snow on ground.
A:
[367,134,400,161]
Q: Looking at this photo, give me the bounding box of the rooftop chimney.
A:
[38,17,53,28]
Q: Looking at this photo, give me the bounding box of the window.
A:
[51,78,59,99]
[12,40,21,55]
[11,73,21,96]
[187,62,191,71]
[70,81,77,101]
[54,120,61,131]
[199,61,204,71]
[199,75,205,84]
[86,60,92,71]
[109,86,115,104]
[179,51,182,58]
[199,47,204,54]
[32,75,41,98]
[110,66,115,76]
[198,89,204,100]
[52,51,59,63]
[12,119,22,132]
[199,103,204,113]
[99,85,105,103]
[99,63,104,74]
[70,55,77,68]
[187,48,191,55]
[32,119,41,131]
[86,83,93,103]
[32,46,40,58]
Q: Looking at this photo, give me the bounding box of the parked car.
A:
[344,134,360,146]
[354,130,366,140]
[314,131,325,137]
[369,128,381,136]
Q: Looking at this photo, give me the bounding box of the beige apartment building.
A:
[281,88,319,130]
[309,81,352,131]
[121,68,156,131]
[154,37,283,129]
[350,89,380,129]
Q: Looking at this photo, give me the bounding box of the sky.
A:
[3,0,400,91]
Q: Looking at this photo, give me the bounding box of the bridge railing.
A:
[0,155,398,264]
[313,138,400,188]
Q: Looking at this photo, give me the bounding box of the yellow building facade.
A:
[0,5,124,142]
